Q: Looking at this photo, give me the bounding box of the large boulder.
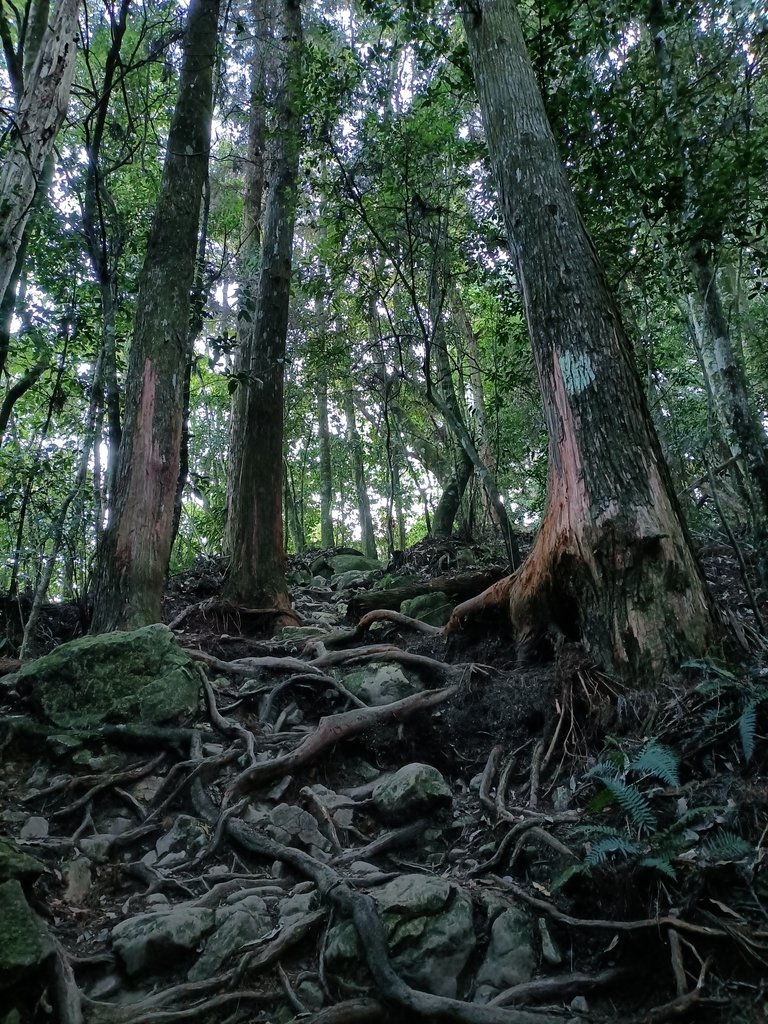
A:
[324,874,475,999]
[0,841,45,885]
[111,905,214,976]
[399,592,453,627]
[188,894,271,981]
[372,763,452,822]
[0,880,52,991]
[328,555,381,575]
[9,624,199,728]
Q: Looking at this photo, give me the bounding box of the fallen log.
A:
[347,567,507,619]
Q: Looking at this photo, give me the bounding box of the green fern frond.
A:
[585,835,643,867]
[738,703,757,764]
[551,863,588,890]
[629,742,680,786]
[639,856,677,880]
[588,767,657,830]
[703,831,753,862]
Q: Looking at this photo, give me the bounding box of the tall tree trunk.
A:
[225,0,302,607]
[460,0,712,681]
[344,388,377,558]
[0,0,80,309]
[649,0,768,573]
[317,362,335,548]
[91,0,220,632]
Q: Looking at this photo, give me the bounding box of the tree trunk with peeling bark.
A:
[456,0,712,681]
[0,0,79,311]
[91,0,220,632]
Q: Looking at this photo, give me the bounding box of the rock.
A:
[0,840,45,884]
[111,905,214,976]
[328,555,381,575]
[473,905,535,1003]
[324,874,475,999]
[87,973,122,1000]
[278,890,318,925]
[343,662,422,706]
[538,917,562,965]
[78,835,113,863]
[155,814,209,865]
[8,624,199,728]
[269,804,333,855]
[0,879,52,991]
[188,894,271,981]
[19,817,48,840]
[399,592,453,627]
[330,570,376,590]
[63,856,91,903]
[372,763,452,822]
[296,979,325,1010]
[571,996,589,1013]
[279,625,328,643]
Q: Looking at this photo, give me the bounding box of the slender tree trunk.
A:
[91,0,220,632]
[344,388,377,558]
[649,0,768,572]
[460,0,712,681]
[317,362,335,548]
[225,0,302,608]
[0,0,80,309]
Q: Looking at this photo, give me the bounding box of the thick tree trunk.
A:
[0,0,80,309]
[91,0,220,632]
[459,0,712,680]
[344,389,377,559]
[225,0,302,608]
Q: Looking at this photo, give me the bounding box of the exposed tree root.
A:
[444,573,516,635]
[488,967,628,1007]
[169,598,302,632]
[325,609,443,648]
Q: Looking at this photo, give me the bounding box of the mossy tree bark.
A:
[459,0,713,681]
[91,0,221,632]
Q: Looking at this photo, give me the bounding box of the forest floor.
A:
[0,537,767,1024]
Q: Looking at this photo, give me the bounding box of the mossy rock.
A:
[9,624,199,728]
[399,592,453,627]
[329,555,381,575]
[0,880,52,991]
[0,841,45,885]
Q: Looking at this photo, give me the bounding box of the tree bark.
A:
[318,362,335,548]
[0,0,80,310]
[460,0,712,681]
[91,0,220,632]
[225,0,302,608]
[344,388,377,559]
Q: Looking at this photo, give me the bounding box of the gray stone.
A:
[0,880,52,991]
[188,895,271,982]
[111,905,214,976]
[278,891,318,925]
[0,840,45,884]
[399,592,453,627]
[324,874,474,999]
[63,856,91,903]
[538,917,562,965]
[156,814,209,862]
[269,804,333,855]
[279,625,328,643]
[343,662,422,706]
[78,835,113,863]
[296,979,325,1010]
[331,570,376,590]
[372,763,452,822]
[329,555,381,574]
[88,973,122,1000]
[8,624,199,728]
[19,817,48,840]
[473,906,535,1003]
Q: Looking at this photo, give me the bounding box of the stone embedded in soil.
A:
[399,591,454,627]
[63,855,91,903]
[324,873,475,999]
[328,554,381,575]
[473,904,535,1004]
[19,817,48,840]
[0,840,46,884]
[0,879,52,990]
[7,624,199,728]
[371,763,452,823]
[188,894,271,982]
[269,803,334,855]
[343,662,422,706]
[111,905,215,976]
[155,814,209,864]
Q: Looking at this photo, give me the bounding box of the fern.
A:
[738,702,758,764]
[703,831,753,862]
[585,835,642,867]
[639,856,677,881]
[587,764,657,830]
[629,742,680,786]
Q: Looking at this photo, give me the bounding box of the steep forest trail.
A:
[0,540,766,1024]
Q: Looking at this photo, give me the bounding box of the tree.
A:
[455,0,713,680]
[0,0,80,314]
[91,0,221,632]
[224,0,303,610]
